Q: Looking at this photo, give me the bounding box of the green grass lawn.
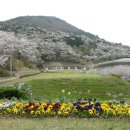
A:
[1,70,130,101]
[26,71,130,101]
[28,77,130,101]
[0,117,130,130]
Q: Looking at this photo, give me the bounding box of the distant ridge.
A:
[0,16,97,39]
[0,16,83,32]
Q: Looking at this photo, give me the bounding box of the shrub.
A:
[0,88,30,100]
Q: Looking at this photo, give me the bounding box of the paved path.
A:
[0,77,18,83]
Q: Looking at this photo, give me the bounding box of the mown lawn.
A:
[0,71,100,85]
[28,77,130,101]
[25,71,130,101]
[1,70,130,101]
[0,117,130,130]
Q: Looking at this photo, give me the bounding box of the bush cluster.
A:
[0,88,30,100]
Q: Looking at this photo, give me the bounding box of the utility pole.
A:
[10,53,13,76]
[10,45,13,76]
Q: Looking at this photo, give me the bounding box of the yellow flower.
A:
[30,105,34,109]
[31,110,34,115]
[63,111,69,115]
[128,109,130,115]
[73,107,78,112]
[12,108,18,114]
[22,111,26,115]
[88,110,93,115]
[6,108,11,113]
[15,102,23,108]
[35,110,41,115]
[46,108,51,113]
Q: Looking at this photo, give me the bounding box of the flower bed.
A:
[0,99,130,118]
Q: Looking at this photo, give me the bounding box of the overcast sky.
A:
[0,0,130,46]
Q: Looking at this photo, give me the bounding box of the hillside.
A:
[0,16,82,32]
[0,16,130,72]
[0,16,97,38]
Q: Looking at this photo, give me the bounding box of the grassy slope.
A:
[0,117,130,130]
[1,70,130,101]
[28,73,130,101]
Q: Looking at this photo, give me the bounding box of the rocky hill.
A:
[0,16,130,70]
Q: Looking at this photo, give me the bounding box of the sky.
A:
[0,0,130,46]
